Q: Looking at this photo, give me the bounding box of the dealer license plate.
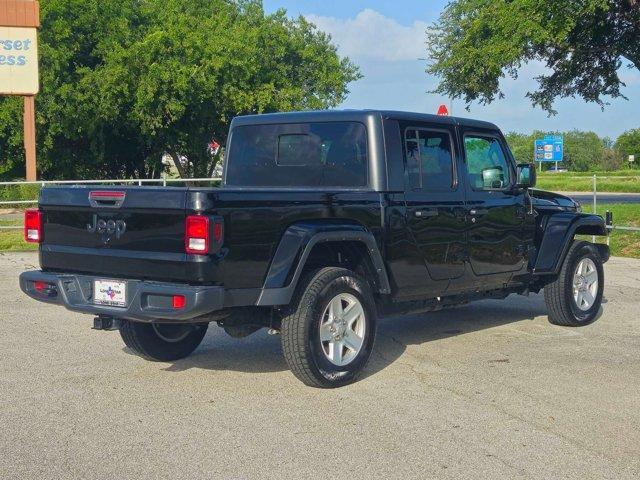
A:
[93,280,127,307]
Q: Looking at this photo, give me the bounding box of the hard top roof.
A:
[230,109,499,131]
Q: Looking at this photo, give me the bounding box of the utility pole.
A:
[0,0,40,181]
[24,96,36,180]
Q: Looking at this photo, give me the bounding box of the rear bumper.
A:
[19,270,224,322]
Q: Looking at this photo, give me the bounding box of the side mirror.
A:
[481,166,505,189]
[516,163,536,188]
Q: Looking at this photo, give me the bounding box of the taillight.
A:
[24,209,43,243]
[185,215,209,254]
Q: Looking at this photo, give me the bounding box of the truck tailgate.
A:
[39,186,213,283]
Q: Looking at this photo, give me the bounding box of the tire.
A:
[119,320,208,361]
[281,267,377,388]
[544,240,604,327]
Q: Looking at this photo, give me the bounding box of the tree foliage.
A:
[615,128,640,160]
[0,0,360,180]
[505,129,624,171]
[427,0,640,114]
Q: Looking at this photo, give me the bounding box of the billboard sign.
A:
[0,26,39,94]
[535,135,563,162]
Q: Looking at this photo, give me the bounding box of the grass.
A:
[0,231,37,251]
[0,217,37,251]
[539,170,640,177]
[579,203,640,259]
[537,171,640,193]
[0,183,41,203]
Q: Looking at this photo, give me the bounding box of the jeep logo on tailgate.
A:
[87,214,127,241]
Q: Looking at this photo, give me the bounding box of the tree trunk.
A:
[207,154,220,178]
[170,152,189,178]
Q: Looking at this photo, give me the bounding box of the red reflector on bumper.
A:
[34,281,47,292]
[172,295,186,309]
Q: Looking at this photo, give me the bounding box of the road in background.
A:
[560,192,640,204]
[1,252,640,479]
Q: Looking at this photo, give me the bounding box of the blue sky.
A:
[263,1,640,139]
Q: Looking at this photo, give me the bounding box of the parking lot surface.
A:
[1,252,639,479]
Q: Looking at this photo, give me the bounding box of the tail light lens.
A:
[185,215,209,254]
[24,209,43,243]
[185,215,224,255]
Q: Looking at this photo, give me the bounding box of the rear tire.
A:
[119,320,208,361]
[544,241,604,327]
[281,267,377,388]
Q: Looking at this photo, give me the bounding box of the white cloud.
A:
[304,9,640,137]
[306,9,429,62]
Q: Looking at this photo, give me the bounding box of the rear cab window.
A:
[225,122,368,187]
[403,127,457,191]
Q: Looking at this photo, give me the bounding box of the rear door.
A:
[459,130,528,282]
[401,123,467,297]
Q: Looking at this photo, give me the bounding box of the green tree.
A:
[599,147,624,171]
[505,131,535,164]
[0,0,360,180]
[506,130,617,171]
[616,128,640,163]
[426,0,639,114]
[563,130,604,171]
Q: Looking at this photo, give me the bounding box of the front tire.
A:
[119,320,208,361]
[544,241,604,327]
[281,267,377,388]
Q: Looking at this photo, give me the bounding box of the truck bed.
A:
[39,186,383,289]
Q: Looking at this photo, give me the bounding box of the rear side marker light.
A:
[172,295,186,309]
[34,281,47,292]
[24,209,43,243]
[213,222,223,243]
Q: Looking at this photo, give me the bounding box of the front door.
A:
[460,130,528,284]
[402,124,467,297]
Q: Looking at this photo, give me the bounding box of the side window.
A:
[404,128,455,191]
[464,135,511,190]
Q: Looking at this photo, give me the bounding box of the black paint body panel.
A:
[32,110,608,315]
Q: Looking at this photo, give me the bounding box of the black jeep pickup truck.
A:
[20,110,610,388]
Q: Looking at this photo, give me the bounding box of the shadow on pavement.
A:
[126,292,563,379]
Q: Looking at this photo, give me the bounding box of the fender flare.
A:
[256,222,391,306]
[533,213,608,275]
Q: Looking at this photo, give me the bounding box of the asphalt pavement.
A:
[1,252,640,479]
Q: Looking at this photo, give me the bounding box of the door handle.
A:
[469,208,488,216]
[414,209,438,218]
